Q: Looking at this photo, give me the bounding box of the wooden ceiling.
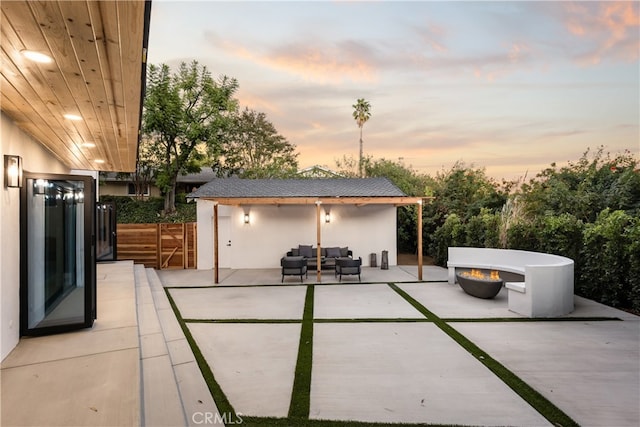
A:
[0,0,151,172]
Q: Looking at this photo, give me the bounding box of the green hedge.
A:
[580,210,637,309]
[429,208,640,312]
[99,195,196,224]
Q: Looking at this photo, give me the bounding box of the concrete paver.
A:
[169,286,307,319]
[454,320,640,427]
[188,323,301,418]
[311,322,551,426]
[314,283,424,319]
[399,282,520,319]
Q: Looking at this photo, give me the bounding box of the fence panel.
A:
[116,223,197,269]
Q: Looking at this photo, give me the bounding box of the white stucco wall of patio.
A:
[0,112,70,361]
[196,200,398,270]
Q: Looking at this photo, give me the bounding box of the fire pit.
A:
[456,269,504,299]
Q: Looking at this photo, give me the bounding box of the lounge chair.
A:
[335,257,362,282]
[281,256,308,283]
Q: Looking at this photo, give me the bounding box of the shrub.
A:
[625,219,640,311]
[100,195,196,224]
[464,208,500,248]
[506,221,540,252]
[579,210,633,308]
[431,213,465,265]
[538,214,583,264]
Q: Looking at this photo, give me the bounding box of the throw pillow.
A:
[340,247,349,257]
[326,247,342,258]
[299,245,313,258]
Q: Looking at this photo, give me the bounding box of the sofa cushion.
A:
[299,245,313,258]
[340,247,350,257]
[326,247,342,258]
[290,248,300,256]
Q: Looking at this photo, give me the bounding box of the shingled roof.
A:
[188,177,406,199]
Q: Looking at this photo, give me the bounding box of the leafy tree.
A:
[352,98,371,177]
[142,61,238,214]
[335,154,370,178]
[365,158,431,253]
[365,158,430,195]
[218,107,299,178]
[518,147,640,222]
[423,162,506,254]
[123,137,158,199]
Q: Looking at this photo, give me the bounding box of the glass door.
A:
[20,173,96,335]
[96,201,117,262]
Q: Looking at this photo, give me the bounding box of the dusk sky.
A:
[148,1,639,180]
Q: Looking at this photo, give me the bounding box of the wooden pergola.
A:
[200,195,432,283]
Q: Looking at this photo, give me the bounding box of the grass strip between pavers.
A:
[443,316,622,322]
[184,318,302,324]
[164,288,241,424]
[314,318,433,323]
[239,416,464,426]
[288,284,315,419]
[388,283,580,427]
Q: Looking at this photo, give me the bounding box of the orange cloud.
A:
[266,46,377,84]
[563,1,640,64]
[204,31,377,84]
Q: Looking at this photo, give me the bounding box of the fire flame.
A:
[460,269,501,281]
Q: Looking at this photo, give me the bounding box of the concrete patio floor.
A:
[1,261,638,426]
[161,265,640,426]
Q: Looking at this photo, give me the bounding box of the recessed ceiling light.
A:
[82,142,96,148]
[64,114,82,121]
[94,159,105,164]
[21,50,53,64]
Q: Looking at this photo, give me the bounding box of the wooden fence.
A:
[117,223,197,269]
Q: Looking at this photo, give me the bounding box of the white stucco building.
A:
[189,178,425,281]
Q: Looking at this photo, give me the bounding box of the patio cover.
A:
[188,178,431,282]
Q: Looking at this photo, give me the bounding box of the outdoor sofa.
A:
[286,245,353,270]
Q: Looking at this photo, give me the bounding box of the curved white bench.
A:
[447,247,574,318]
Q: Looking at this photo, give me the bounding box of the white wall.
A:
[1,112,69,361]
[196,201,398,270]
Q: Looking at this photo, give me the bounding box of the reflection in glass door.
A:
[21,173,96,335]
[96,202,117,262]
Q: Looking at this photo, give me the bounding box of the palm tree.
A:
[352,98,371,177]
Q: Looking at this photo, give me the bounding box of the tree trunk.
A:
[358,126,364,177]
[164,178,177,214]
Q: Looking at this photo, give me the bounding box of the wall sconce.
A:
[244,213,250,224]
[243,208,251,224]
[325,210,331,223]
[4,155,23,188]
